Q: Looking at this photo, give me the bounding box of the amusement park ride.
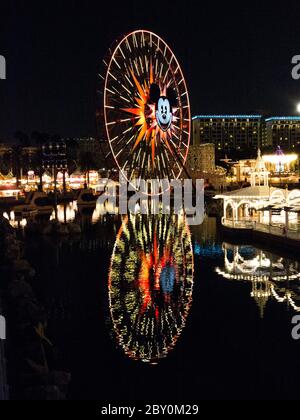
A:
[97,30,191,195]
[96,31,194,363]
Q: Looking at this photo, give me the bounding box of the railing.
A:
[222,218,254,229]
[255,223,300,241]
[255,223,283,235]
[222,218,300,242]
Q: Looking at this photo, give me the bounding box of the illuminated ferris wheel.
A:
[98,30,191,190]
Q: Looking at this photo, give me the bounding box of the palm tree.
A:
[31,132,52,191]
[0,152,10,176]
[11,131,31,185]
[78,151,97,187]
[66,139,78,183]
[31,149,44,191]
[7,146,22,187]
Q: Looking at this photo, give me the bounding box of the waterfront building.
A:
[215,149,300,230]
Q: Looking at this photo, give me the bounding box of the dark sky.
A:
[1,0,300,140]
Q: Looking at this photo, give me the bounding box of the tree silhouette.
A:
[78,151,97,186]
[14,131,30,147]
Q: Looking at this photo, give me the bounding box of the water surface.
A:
[17,214,300,400]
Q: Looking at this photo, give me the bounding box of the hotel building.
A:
[265,116,300,149]
[192,115,264,154]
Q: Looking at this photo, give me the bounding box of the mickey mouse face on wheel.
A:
[156,97,172,131]
[150,84,177,132]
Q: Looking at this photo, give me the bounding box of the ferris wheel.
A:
[98,30,191,192]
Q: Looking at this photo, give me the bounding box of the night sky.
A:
[1,0,300,140]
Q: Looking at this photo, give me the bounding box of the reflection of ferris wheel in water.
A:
[108,214,194,364]
[98,30,191,192]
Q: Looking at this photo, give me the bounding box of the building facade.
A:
[186,143,226,190]
[215,149,300,234]
[192,115,264,153]
[265,117,300,149]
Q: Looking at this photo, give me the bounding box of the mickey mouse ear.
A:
[167,87,177,107]
[149,83,161,103]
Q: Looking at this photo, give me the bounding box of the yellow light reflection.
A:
[108,214,194,363]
